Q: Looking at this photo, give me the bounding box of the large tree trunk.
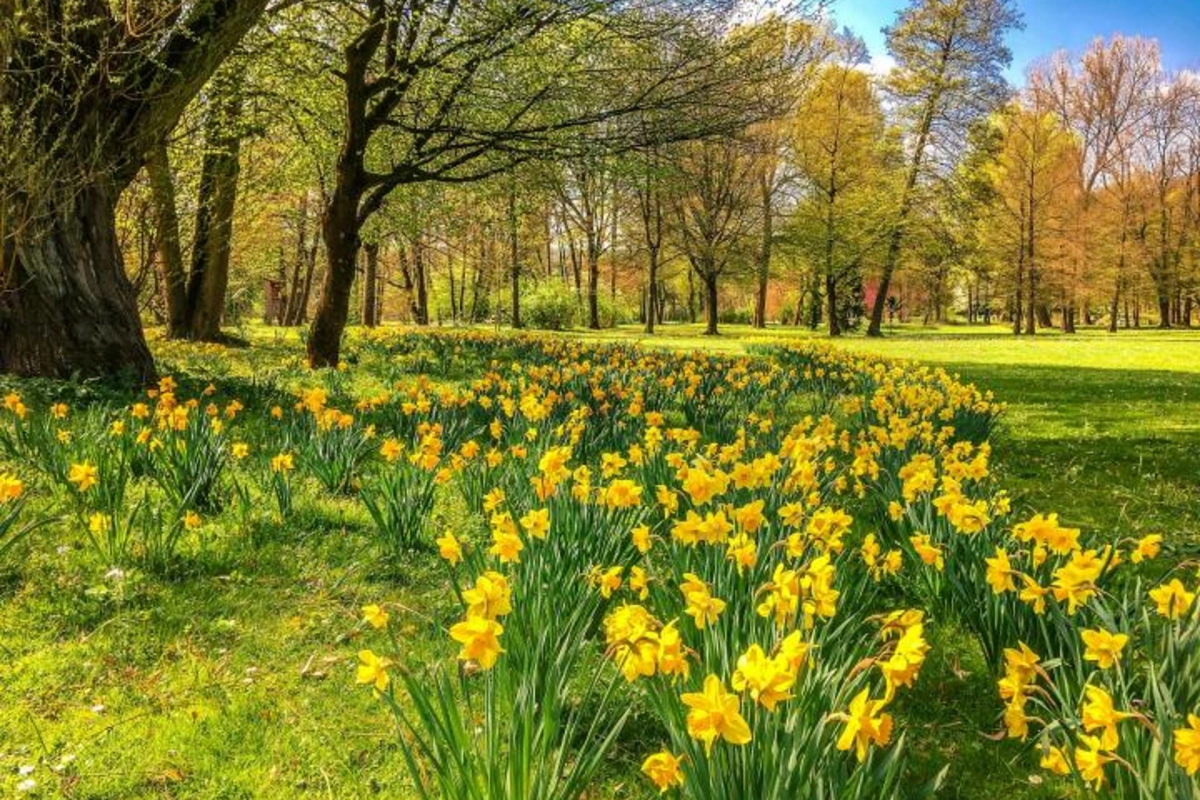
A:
[414,238,429,325]
[0,0,267,377]
[284,193,311,326]
[309,182,361,368]
[587,238,601,329]
[0,184,155,380]
[146,140,189,339]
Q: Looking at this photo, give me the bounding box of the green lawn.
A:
[2,322,1197,798]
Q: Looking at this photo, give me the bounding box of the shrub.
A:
[522,283,580,331]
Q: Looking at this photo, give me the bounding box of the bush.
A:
[718,306,753,325]
[522,283,581,331]
[595,291,638,328]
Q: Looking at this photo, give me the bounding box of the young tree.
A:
[0,0,268,378]
[791,36,897,336]
[670,137,760,335]
[982,100,1077,334]
[865,0,1021,337]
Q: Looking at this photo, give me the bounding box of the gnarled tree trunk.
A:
[0,184,154,379]
[0,0,267,377]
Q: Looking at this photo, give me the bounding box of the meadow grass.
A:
[2,321,1197,798]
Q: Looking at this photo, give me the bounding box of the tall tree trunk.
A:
[867,100,938,337]
[186,76,243,342]
[825,273,840,337]
[309,179,361,367]
[0,0,267,378]
[284,193,309,326]
[297,240,318,325]
[754,171,772,329]
[448,249,459,323]
[146,140,189,339]
[414,237,429,325]
[687,268,696,324]
[587,235,601,329]
[362,242,379,327]
[509,186,522,328]
[702,271,719,336]
[0,184,155,379]
[645,246,659,335]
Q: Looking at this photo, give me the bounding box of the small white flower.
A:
[18,765,34,776]
[17,777,37,792]
[104,567,125,582]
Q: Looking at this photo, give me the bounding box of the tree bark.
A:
[826,273,841,337]
[146,140,189,339]
[362,242,380,327]
[309,180,361,367]
[702,272,719,335]
[754,171,772,329]
[587,233,601,329]
[509,186,522,328]
[414,238,429,325]
[645,247,660,334]
[186,78,243,342]
[0,0,267,377]
[0,184,155,380]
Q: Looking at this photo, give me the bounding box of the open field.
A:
[1,323,1198,799]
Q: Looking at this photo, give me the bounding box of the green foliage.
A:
[522,283,581,331]
[360,460,439,559]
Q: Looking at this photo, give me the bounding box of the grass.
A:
[2,321,1198,798]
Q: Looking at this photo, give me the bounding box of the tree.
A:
[1032,36,1161,331]
[555,150,619,330]
[670,137,760,335]
[1141,72,1199,327]
[0,0,268,378]
[742,18,822,329]
[865,0,1021,337]
[302,0,778,367]
[982,100,1077,334]
[790,36,897,336]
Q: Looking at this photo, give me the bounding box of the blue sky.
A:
[829,0,1200,83]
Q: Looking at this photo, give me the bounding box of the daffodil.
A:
[1081,628,1128,670]
[449,615,504,669]
[731,644,794,711]
[436,531,463,565]
[680,675,752,752]
[832,688,893,762]
[356,650,391,691]
[462,571,512,620]
[1174,713,1200,775]
[641,750,684,794]
[1150,579,1195,619]
[68,462,98,492]
[1081,685,1130,750]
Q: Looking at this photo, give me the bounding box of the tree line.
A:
[2,0,1197,380]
